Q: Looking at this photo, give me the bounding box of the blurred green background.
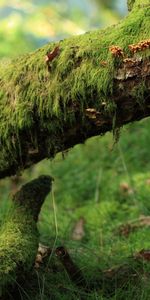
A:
[1,1,150,299]
[0,0,127,58]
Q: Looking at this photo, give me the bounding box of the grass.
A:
[1,117,150,299]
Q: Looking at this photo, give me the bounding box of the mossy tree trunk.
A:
[0,175,52,298]
[0,0,150,179]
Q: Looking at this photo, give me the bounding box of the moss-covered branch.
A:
[0,0,150,178]
[0,175,52,298]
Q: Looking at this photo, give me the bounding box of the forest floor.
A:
[1,118,150,300]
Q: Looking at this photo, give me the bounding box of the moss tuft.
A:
[127,0,136,11]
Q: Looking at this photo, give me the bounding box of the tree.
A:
[0,0,150,296]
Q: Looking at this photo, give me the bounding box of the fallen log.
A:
[0,0,149,179]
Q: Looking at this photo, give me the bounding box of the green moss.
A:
[0,210,38,296]
[0,0,149,173]
[0,175,52,297]
[127,0,135,11]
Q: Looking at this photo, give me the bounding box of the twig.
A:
[55,246,87,288]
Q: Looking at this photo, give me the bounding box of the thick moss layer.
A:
[0,175,52,297]
[127,0,135,11]
[0,0,149,176]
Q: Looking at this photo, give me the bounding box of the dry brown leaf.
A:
[34,243,51,269]
[135,249,150,261]
[146,179,150,185]
[139,215,150,226]
[72,217,85,241]
[118,223,134,237]
[100,60,108,67]
[118,215,150,238]
[120,182,134,195]
[45,46,60,63]
[36,254,43,264]
[38,243,51,257]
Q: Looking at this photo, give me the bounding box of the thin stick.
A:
[56,246,87,288]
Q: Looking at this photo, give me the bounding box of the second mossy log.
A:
[0,175,52,297]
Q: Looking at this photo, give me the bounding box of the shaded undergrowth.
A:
[1,117,150,299]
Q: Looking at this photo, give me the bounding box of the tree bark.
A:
[0,0,149,179]
[0,175,52,298]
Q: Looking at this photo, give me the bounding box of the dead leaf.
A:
[139,215,150,226]
[100,61,107,67]
[45,45,60,63]
[118,215,150,238]
[146,179,150,185]
[120,182,134,195]
[135,249,150,261]
[118,223,134,237]
[72,217,85,241]
[34,243,51,269]
[38,243,51,258]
